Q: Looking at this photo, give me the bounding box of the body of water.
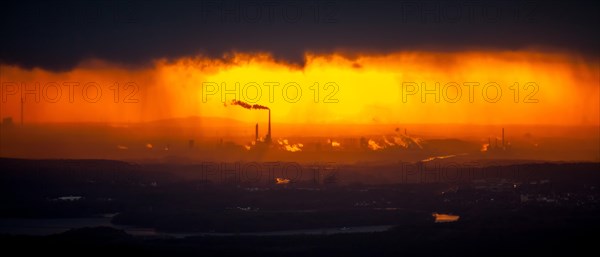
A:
[0,218,394,238]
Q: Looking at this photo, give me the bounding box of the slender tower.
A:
[267,109,271,142]
[255,123,258,141]
[20,96,24,126]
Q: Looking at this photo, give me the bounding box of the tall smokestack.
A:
[20,96,24,126]
[255,123,258,141]
[226,99,271,142]
[267,109,271,142]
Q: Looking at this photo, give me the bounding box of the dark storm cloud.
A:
[1,0,598,71]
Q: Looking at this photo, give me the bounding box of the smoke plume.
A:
[229,100,270,110]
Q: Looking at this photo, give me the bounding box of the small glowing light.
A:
[275,178,290,184]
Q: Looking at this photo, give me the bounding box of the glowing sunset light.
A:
[0,51,598,127]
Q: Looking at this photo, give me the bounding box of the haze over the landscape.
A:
[1,50,598,162]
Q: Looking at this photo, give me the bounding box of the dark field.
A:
[0,158,598,255]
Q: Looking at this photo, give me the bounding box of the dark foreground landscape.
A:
[1,158,598,256]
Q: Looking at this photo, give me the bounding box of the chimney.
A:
[255,123,258,141]
[267,109,271,142]
[20,96,24,126]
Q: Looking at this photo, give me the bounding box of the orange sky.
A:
[1,51,598,126]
